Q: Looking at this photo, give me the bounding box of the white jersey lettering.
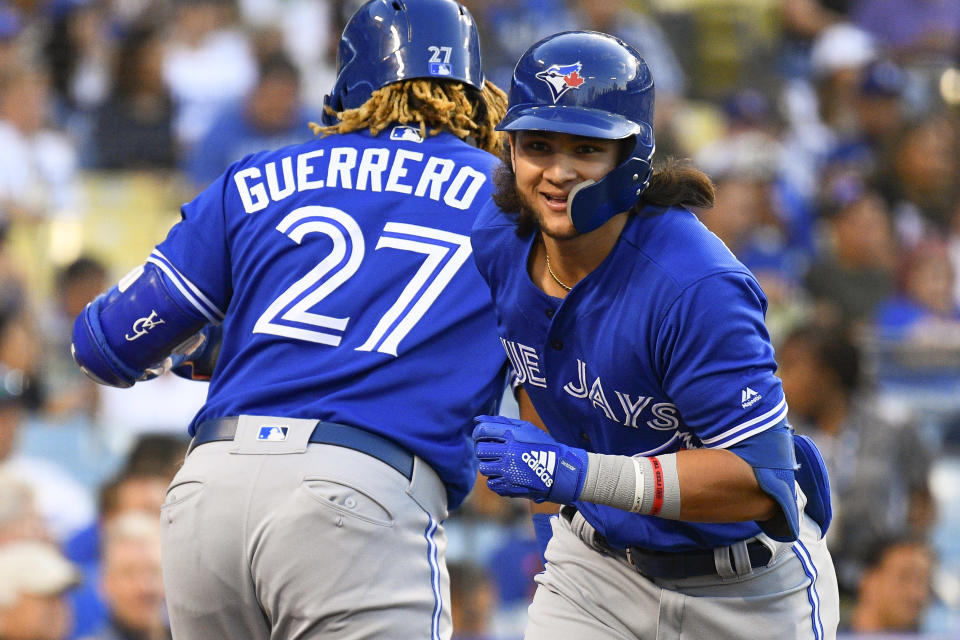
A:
[326,147,357,189]
[266,157,296,201]
[385,149,423,194]
[236,146,486,213]
[563,359,589,398]
[296,149,325,191]
[235,167,268,213]
[615,391,653,428]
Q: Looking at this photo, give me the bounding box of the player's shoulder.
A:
[472,197,516,232]
[623,204,752,288]
[470,199,530,283]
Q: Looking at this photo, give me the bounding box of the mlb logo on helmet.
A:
[257,426,289,441]
[429,62,452,76]
[535,62,585,103]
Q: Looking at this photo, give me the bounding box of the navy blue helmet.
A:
[498,31,656,233]
[322,0,485,125]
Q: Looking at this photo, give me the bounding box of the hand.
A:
[472,415,588,504]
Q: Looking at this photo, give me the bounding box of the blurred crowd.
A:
[0,0,958,638]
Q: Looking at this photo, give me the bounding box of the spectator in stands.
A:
[574,0,686,99]
[871,238,960,390]
[0,64,80,222]
[876,239,960,336]
[43,0,112,117]
[185,52,317,188]
[122,434,187,481]
[805,176,897,327]
[951,200,960,306]
[779,22,876,211]
[65,439,184,639]
[778,322,935,594]
[79,513,169,640]
[162,0,258,150]
[0,360,95,545]
[42,0,113,162]
[846,59,908,173]
[0,6,24,78]
[0,470,47,545]
[781,0,851,43]
[91,25,176,171]
[0,540,79,640]
[449,561,497,640]
[876,115,960,242]
[846,535,935,633]
[459,0,575,89]
[41,256,106,420]
[851,0,960,68]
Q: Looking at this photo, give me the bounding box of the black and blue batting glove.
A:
[472,415,588,504]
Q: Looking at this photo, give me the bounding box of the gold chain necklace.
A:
[544,248,572,292]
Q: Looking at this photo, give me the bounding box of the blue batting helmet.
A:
[498,31,656,233]
[321,0,485,125]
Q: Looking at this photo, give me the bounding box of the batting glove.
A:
[473,415,588,504]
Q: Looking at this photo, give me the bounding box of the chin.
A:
[536,212,579,240]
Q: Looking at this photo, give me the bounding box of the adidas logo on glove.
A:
[522,450,556,488]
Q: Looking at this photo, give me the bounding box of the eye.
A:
[522,139,551,153]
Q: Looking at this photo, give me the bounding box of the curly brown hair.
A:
[311,79,508,155]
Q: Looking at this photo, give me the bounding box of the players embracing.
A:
[470,31,840,639]
[71,1,512,638]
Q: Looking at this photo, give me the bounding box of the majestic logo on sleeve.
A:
[741,387,762,409]
[125,310,165,341]
[536,62,585,103]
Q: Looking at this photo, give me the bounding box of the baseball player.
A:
[470,31,840,639]
[69,1,509,638]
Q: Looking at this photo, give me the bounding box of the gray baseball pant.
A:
[159,420,450,640]
[524,508,839,639]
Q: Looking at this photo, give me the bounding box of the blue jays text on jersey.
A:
[150,127,507,508]
[472,201,790,551]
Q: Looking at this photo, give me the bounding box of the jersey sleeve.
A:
[152,165,236,322]
[655,271,787,448]
[469,199,517,286]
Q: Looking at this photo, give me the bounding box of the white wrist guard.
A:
[580,452,682,519]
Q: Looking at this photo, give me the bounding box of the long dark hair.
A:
[492,140,716,236]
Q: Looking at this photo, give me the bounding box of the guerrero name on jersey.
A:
[472,200,789,551]
[155,126,506,508]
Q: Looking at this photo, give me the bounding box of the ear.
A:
[508,135,517,172]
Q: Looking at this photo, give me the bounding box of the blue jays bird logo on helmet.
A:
[535,62,585,102]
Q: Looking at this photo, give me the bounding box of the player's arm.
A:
[473,408,781,523]
[71,262,215,388]
[516,387,567,517]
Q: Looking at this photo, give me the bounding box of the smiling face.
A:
[510,131,620,240]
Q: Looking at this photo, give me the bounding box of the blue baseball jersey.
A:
[154,126,507,508]
[472,202,789,551]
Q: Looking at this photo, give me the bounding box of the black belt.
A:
[561,506,771,580]
[190,417,415,480]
